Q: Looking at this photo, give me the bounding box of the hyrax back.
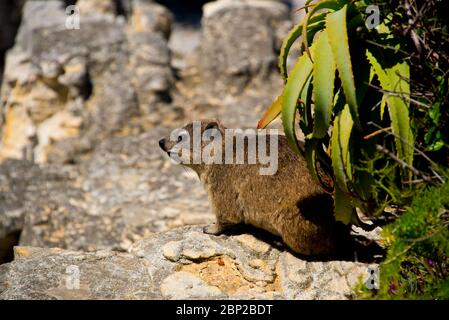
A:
[159,119,347,256]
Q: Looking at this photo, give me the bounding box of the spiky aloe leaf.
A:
[331,104,353,192]
[386,62,414,166]
[279,12,327,82]
[281,53,313,154]
[302,0,343,61]
[326,5,361,129]
[311,30,335,138]
[366,50,414,166]
[258,94,282,129]
[279,22,303,82]
[302,18,326,56]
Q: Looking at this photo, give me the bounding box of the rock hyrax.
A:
[159,119,348,256]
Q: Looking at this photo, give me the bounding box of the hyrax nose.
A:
[159,138,166,151]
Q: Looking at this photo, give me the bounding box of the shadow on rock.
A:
[219,224,385,264]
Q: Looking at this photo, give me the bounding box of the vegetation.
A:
[259,0,448,299]
[374,182,449,299]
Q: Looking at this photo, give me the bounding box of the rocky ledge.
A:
[0,226,373,300]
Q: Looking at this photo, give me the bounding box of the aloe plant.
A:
[258,0,415,225]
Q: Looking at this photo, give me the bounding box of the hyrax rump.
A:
[159,119,349,256]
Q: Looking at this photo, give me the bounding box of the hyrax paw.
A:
[203,224,221,235]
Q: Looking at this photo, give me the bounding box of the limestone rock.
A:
[1,0,126,163]
[0,160,73,241]
[0,247,156,299]
[128,0,173,39]
[277,252,369,299]
[129,226,372,299]
[160,272,224,299]
[127,32,174,114]
[0,0,178,164]
[78,128,212,243]
[0,0,286,164]
[125,1,175,115]
[77,0,116,16]
[2,129,213,253]
[0,46,88,163]
[0,226,374,299]
[199,0,291,96]
[0,159,85,262]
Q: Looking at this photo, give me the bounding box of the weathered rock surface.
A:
[128,0,172,39]
[199,0,291,96]
[173,0,287,130]
[0,0,177,164]
[0,129,213,253]
[0,0,288,162]
[0,246,155,300]
[0,227,373,300]
[0,159,79,240]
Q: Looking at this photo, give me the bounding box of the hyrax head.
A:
[159,119,226,169]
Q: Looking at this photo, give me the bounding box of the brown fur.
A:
[159,119,348,256]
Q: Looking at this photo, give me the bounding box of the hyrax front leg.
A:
[202,202,242,236]
[203,180,243,235]
[203,222,234,235]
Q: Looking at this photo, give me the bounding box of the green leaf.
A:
[326,5,361,129]
[387,63,414,166]
[331,104,353,192]
[312,30,335,138]
[425,128,444,152]
[279,21,303,82]
[366,50,390,88]
[281,53,313,154]
[279,12,327,82]
[302,0,343,61]
[427,140,445,152]
[424,127,436,145]
[334,183,355,224]
[429,102,441,124]
[366,50,414,166]
[302,18,326,56]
